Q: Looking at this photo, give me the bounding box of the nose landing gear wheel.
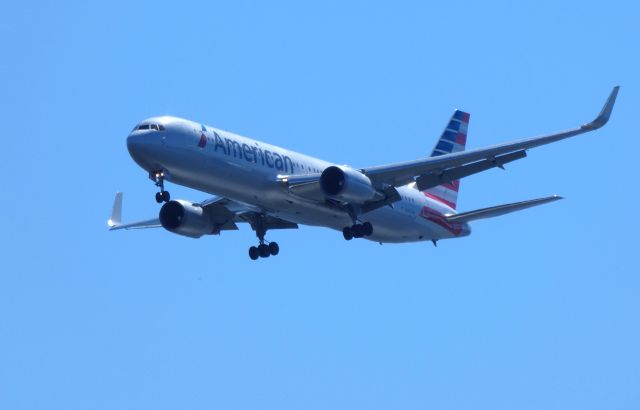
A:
[152,170,170,203]
[155,191,171,203]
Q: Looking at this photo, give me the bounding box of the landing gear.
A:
[342,205,373,241]
[248,214,280,260]
[152,170,170,203]
[155,191,170,203]
[248,241,279,260]
[342,221,373,240]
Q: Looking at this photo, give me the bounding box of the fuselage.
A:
[126,116,471,243]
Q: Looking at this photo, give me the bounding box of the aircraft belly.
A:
[363,208,431,243]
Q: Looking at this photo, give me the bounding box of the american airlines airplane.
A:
[109,87,619,260]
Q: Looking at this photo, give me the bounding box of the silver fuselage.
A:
[126,116,471,243]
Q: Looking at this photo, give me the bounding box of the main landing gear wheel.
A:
[248,241,279,260]
[248,214,281,260]
[258,244,270,258]
[153,170,170,203]
[343,222,374,240]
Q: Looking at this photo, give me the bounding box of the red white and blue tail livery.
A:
[423,109,470,210]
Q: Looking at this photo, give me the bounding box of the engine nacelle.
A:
[320,165,377,203]
[159,200,214,238]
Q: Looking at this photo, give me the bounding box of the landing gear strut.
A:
[153,170,170,203]
[342,221,373,240]
[248,215,280,260]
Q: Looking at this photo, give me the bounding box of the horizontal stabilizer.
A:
[446,195,563,223]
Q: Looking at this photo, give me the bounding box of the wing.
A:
[195,196,297,231]
[107,193,241,233]
[108,192,298,234]
[362,87,619,188]
[109,218,162,230]
[239,213,299,231]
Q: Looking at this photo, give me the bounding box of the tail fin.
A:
[422,109,470,210]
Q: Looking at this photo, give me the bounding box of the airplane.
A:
[109,87,619,260]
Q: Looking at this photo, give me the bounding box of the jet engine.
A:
[159,200,214,238]
[320,165,377,203]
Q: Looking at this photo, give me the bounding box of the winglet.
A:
[108,192,123,228]
[582,86,619,130]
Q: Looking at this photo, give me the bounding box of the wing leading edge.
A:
[363,86,619,187]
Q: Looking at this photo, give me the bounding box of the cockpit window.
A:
[133,123,165,131]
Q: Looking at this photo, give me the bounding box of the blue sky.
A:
[1,1,639,409]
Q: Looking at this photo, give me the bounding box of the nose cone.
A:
[126,132,142,150]
[127,132,146,161]
[127,116,183,171]
[127,131,162,170]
